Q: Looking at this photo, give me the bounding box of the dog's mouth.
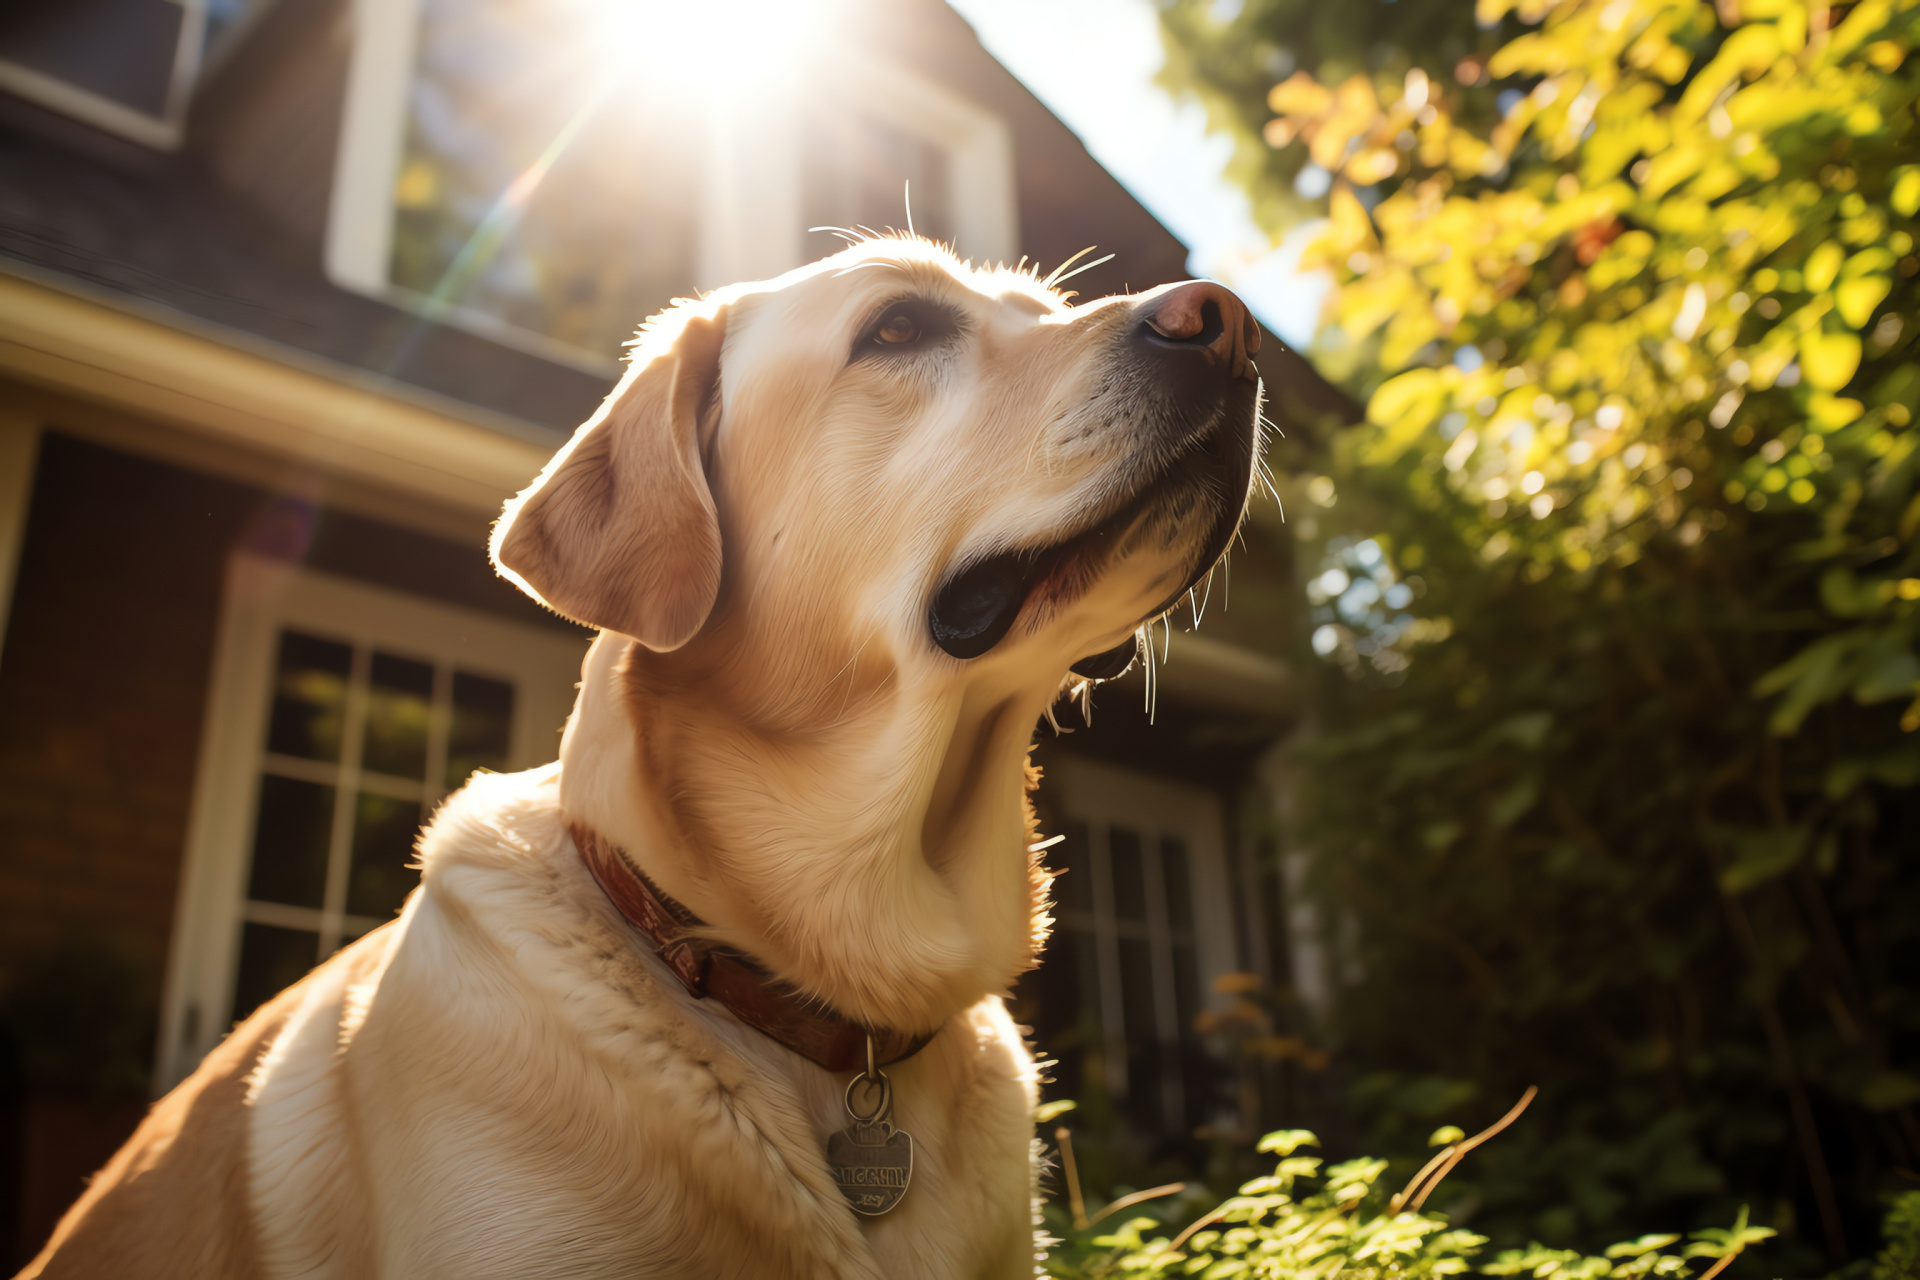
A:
[928,392,1259,670]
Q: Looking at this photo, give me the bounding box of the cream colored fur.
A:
[20,241,1251,1279]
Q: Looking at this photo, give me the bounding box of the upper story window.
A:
[326,0,1018,370]
[0,0,271,149]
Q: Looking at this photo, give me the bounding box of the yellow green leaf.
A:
[1804,242,1844,292]
[1808,394,1865,429]
[1799,332,1862,390]
[1267,71,1332,116]
[1893,168,1920,217]
[1846,104,1884,135]
[1368,368,1444,428]
[1835,276,1891,328]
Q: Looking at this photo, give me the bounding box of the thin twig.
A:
[1695,1244,1746,1280]
[1168,1203,1234,1252]
[1086,1183,1187,1228]
[1389,1146,1461,1214]
[1054,1126,1089,1231]
[1399,1086,1539,1213]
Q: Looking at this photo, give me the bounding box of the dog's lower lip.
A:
[927,503,1139,659]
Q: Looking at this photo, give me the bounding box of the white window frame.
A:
[155,553,588,1090]
[324,0,1017,374]
[1042,753,1240,1133]
[0,0,209,150]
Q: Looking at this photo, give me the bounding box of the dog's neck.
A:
[557,632,1050,1037]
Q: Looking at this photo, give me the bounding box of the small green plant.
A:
[1046,1112,1777,1280]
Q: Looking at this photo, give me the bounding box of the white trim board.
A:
[0,270,554,518]
[0,0,209,151]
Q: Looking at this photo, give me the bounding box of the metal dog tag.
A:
[828,1047,913,1216]
[827,1119,913,1216]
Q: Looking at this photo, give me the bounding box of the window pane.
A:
[231,922,318,1024]
[446,670,515,787]
[1172,940,1202,1032]
[265,631,351,762]
[248,775,334,909]
[362,651,433,778]
[391,0,702,359]
[1118,935,1161,1131]
[1109,827,1147,924]
[802,106,952,246]
[346,792,423,919]
[1063,928,1104,1101]
[1174,941,1210,1131]
[1162,837,1195,938]
[1053,821,1093,916]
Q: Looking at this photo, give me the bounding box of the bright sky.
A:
[944,0,1328,347]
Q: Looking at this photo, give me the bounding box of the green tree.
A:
[1161,0,1920,1268]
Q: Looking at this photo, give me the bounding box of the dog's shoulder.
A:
[312,767,892,1277]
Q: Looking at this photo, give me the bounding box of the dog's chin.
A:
[928,384,1260,664]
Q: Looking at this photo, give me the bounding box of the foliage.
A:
[1157,0,1511,233]
[1873,1191,1920,1280]
[0,931,156,1105]
[1160,0,1920,1267]
[1046,1127,1774,1280]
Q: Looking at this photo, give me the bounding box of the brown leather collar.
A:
[570,824,934,1072]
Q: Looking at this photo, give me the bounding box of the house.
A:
[0,0,1343,1259]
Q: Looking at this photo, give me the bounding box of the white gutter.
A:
[0,268,559,516]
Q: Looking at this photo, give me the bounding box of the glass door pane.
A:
[231,630,521,1025]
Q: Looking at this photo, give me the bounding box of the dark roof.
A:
[0,0,1353,441]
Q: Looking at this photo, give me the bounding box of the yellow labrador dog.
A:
[21,239,1261,1279]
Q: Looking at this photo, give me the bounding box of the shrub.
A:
[1158,0,1920,1265]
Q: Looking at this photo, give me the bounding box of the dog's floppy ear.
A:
[491,306,726,651]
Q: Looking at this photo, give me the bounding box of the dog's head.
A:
[495,238,1261,701]
[492,238,1263,1029]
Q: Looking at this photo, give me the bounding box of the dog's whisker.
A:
[821,629,881,728]
[1047,253,1115,288]
[1042,245,1101,290]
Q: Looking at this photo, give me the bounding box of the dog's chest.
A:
[245,805,1042,1279]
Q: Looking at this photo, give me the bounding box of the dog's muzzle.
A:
[929,281,1264,667]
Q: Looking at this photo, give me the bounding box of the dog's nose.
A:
[1137,280,1261,383]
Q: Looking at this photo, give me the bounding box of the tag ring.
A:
[844,1070,892,1124]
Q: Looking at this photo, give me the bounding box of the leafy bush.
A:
[1871,1191,1920,1280]
[1046,1126,1775,1279]
[1157,0,1920,1266]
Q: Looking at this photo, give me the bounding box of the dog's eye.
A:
[854,298,958,361]
[875,311,921,345]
